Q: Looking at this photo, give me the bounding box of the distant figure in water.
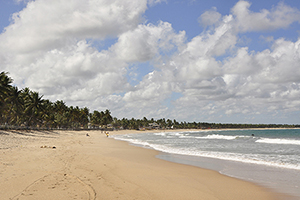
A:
[86,133,89,137]
[105,132,109,137]
[251,134,254,136]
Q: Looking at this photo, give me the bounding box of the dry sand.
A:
[0,129,290,200]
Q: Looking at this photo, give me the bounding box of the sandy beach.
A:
[0,129,290,200]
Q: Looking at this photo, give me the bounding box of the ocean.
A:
[112,129,300,199]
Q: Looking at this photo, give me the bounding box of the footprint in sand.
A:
[11,173,96,200]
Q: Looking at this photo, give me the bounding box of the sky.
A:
[1,0,300,124]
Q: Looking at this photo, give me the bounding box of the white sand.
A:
[0,129,290,200]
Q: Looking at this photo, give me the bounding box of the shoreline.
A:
[110,128,300,199]
[0,129,292,199]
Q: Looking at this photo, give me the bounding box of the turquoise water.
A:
[112,129,300,198]
[113,129,300,169]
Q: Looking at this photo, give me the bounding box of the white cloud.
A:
[1,0,300,123]
[0,0,148,105]
[183,15,236,57]
[148,0,167,7]
[13,0,32,4]
[113,0,300,122]
[132,1,300,122]
[223,47,258,75]
[232,0,300,32]
[198,7,222,28]
[253,38,300,84]
[1,0,147,54]
[14,40,130,102]
[112,21,184,63]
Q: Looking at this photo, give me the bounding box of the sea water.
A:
[112,129,300,199]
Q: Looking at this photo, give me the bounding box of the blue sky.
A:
[1,0,300,124]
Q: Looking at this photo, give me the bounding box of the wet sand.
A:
[0,129,290,199]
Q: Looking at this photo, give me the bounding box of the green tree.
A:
[6,86,24,125]
[24,91,45,127]
[167,119,173,128]
[0,72,12,101]
[53,100,69,129]
[121,118,129,129]
[90,110,101,127]
[103,109,113,125]
[43,99,55,129]
[0,72,13,124]
[79,107,89,128]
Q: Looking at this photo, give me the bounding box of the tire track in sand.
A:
[11,173,96,200]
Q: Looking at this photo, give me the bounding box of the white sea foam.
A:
[153,132,166,136]
[200,134,237,140]
[112,131,300,171]
[112,137,152,148]
[148,145,300,170]
[179,135,192,139]
[256,138,300,145]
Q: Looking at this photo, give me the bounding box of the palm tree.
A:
[24,91,45,127]
[120,118,129,129]
[103,109,113,125]
[53,100,70,129]
[0,72,13,125]
[80,107,89,128]
[43,99,55,129]
[167,119,173,128]
[0,72,12,100]
[69,106,80,129]
[91,110,101,127]
[6,86,24,126]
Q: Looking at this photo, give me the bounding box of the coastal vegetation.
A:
[1,71,299,130]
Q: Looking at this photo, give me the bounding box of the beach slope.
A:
[0,130,287,200]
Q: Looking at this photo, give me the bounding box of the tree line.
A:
[0,71,112,130]
[1,71,299,130]
[111,118,299,130]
